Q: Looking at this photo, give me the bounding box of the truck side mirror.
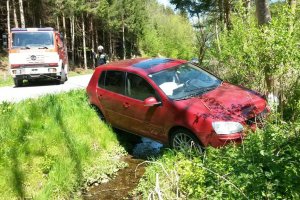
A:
[2,34,8,49]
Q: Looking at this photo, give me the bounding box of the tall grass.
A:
[135,116,300,199]
[0,90,126,199]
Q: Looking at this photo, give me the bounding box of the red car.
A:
[86,58,268,153]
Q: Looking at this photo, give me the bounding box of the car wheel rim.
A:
[172,132,203,154]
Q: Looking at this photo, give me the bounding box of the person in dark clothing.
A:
[96,45,109,66]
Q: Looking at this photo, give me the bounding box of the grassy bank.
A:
[0,90,126,199]
[135,117,300,199]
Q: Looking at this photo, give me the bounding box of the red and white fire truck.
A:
[7,27,68,87]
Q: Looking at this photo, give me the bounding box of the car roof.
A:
[96,58,187,75]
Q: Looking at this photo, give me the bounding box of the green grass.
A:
[0,73,13,87]
[68,68,94,77]
[135,117,300,199]
[0,90,126,199]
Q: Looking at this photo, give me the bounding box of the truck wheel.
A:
[14,78,23,87]
[60,69,67,84]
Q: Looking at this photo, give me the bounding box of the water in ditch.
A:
[82,133,163,200]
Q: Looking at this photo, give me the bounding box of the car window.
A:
[149,63,221,100]
[98,71,106,88]
[105,70,125,95]
[126,73,156,101]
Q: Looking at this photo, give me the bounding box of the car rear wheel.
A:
[14,78,23,87]
[170,129,204,154]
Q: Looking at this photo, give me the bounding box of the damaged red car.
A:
[86,58,269,153]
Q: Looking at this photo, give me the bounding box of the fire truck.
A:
[6,27,68,87]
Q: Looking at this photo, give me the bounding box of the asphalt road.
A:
[0,74,92,103]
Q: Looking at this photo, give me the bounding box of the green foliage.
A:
[135,117,300,199]
[205,3,300,119]
[139,1,196,60]
[0,90,126,199]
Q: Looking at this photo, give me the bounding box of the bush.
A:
[135,117,300,199]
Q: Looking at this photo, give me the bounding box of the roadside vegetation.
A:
[134,1,300,199]
[0,90,126,199]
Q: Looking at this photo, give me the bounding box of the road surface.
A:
[0,74,92,103]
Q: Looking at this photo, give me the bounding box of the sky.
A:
[157,0,176,9]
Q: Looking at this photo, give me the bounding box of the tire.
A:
[60,69,67,84]
[170,129,204,154]
[14,78,23,87]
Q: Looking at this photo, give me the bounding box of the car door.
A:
[119,72,168,141]
[96,70,129,129]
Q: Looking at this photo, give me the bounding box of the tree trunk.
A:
[90,19,95,68]
[62,12,67,47]
[56,16,60,32]
[71,16,75,66]
[224,0,232,30]
[7,0,11,43]
[95,28,98,45]
[255,0,272,94]
[12,0,19,28]
[18,0,25,28]
[82,13,87,70]
[122,14,126,60]
[255,0,271,25]
[244,0,251,14]
[218,0,224,22]
[109,31,112,59]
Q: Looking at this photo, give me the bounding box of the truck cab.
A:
[8,27,68,87]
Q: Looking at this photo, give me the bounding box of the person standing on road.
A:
[97,45,108,66]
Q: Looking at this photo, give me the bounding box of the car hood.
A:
[176,82,267,122]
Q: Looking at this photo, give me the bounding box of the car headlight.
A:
[212,121,244,135]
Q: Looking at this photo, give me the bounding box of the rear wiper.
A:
[38,46,48,49]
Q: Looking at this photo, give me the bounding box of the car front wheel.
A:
[170,129,204,154]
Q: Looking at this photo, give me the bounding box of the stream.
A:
[82,133,163,200]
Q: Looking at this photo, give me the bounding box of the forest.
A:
[0,0,300,199]
[0,0,195,69]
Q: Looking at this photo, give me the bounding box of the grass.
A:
[0,73,13,87]
[134,117,300,199]
[0,90,126,199]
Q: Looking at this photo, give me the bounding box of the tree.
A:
[255,0,271,25]
[18,0,25,28]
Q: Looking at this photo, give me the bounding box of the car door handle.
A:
[123,102,130,108]
[97,94,103,101]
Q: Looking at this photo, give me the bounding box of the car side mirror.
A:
[2,34,8,49]
[144,97,161,107]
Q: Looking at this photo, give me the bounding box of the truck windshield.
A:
[12,32,54,49]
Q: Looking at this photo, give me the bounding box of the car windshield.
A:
[12,32,54,49]
[149,63,222,100]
